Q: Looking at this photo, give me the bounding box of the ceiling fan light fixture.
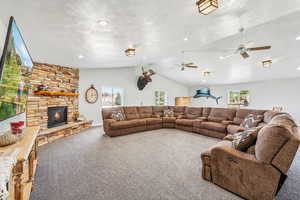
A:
[125,48,136,56]
[262,60,272,68]
[196,0,218,15]
[202,71,212,77]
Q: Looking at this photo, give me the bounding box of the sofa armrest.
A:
[210,146,280,200]
[151,114,161,118]
[221,120,234,125]
[197,117,208,121]
[211,146,258,163]
[103,119,116,132]
[177,114,185,119]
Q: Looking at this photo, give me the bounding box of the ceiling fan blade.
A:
[248,46,271,51]
[240,51,250,59]
[184,62,194,66]
[186,65,198,68]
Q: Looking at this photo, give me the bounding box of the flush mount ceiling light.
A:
[297,67,300,71]
[184,37,188,41]
[78,54,84,59]
[296,36,300,41]
[262,60,272,68]
[196,0,218,15]
[125,48,136,56]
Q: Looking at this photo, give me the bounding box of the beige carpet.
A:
[30,128,299,200]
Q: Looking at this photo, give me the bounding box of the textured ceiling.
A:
[1,0,300,86]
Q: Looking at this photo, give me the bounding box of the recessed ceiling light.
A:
[78,54,84,59]
[297,67,300,71]
[184,37,188,41]
[98,20,109,26]
[202,80,207,83]
[219,56,225,60]
[296,36,300,41]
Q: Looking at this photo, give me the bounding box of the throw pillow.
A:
[231,128,260,151]
[163,109,174,117]
[240,114,263,129]
[111,110,125,121]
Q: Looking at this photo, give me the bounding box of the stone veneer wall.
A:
[26,62,79,131]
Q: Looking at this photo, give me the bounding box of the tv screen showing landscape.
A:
[0,17,33,121]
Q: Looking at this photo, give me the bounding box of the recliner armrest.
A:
[151,114,161,118]
[197,117,208,121]
[221,120,234,125]
[103,119,116,131]
[211,146,258,164]
[177,114,186,119]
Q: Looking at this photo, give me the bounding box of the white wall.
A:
[189,78,300,124]
[79,67,189,125]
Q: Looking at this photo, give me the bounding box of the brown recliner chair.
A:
[175,107,202,132]
[201,114,300,200]
[194,108,236,139]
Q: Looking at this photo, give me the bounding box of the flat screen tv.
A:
[0,16,33,121]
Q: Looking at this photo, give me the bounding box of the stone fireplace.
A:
[47,106,68,128]
[26,63,79,131]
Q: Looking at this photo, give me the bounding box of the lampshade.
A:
[125,48,136,56]
[196,0,218,15]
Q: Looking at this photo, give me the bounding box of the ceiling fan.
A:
[175,51,199,71]
[220,28,272,59]
[178,62,198,71]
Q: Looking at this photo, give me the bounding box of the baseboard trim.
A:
[92,123,102,127]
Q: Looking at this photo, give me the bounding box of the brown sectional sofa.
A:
[102,106,300,200]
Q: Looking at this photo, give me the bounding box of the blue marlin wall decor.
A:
[193,88,222,104]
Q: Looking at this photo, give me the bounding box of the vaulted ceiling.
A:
[1,0,300,86]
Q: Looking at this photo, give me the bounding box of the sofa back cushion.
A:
[185,107,202,119]
[153,106,169,117]
[168,106,186,117]
[123,107,140,120]
[202,107,211,118]
[263,110,283,123]
[233,109,266,125]
[102,107,125,120]
[209,108,236,121]
[138,106,153,118]
[255,124,292,164]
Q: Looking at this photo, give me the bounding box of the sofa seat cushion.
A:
[200,122,227,133]
[146,118,163,125]
[163,117,176,123]
[227,125,246,134]
[176,119,195,126]
[110,119,146,130]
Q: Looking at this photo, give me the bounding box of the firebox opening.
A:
[48,106,68,128]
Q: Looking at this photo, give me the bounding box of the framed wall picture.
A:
[228,90,250,107]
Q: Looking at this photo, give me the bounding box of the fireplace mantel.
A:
[34,91,79,97]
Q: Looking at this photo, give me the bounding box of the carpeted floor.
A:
[30,127,300,200]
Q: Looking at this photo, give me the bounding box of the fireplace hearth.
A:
[48,106,68,128]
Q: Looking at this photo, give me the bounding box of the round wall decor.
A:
[85,85,98,104]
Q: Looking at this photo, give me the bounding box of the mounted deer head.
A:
[137,67,156,90]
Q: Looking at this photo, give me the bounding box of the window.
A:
[155,91,168,106]
[101,87,124,107]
